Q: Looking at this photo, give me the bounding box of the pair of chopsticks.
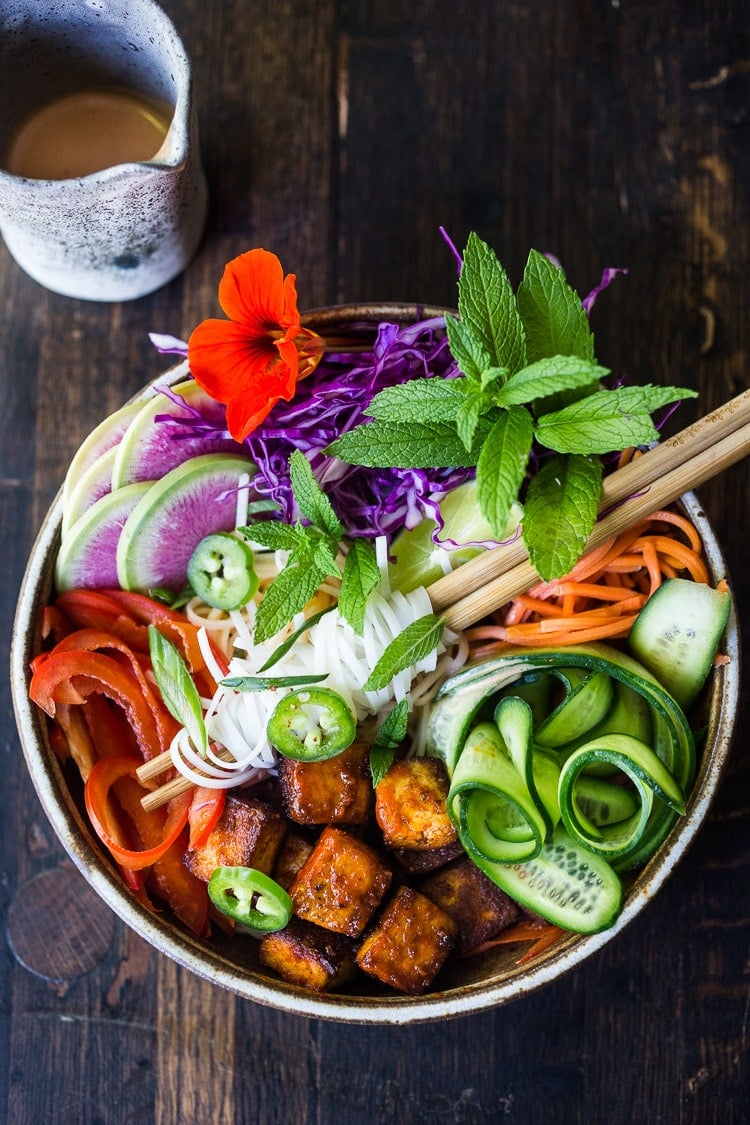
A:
[137,388,750,812]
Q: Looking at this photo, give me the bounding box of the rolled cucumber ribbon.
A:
[558,732,686,863]
[427,643,696,871]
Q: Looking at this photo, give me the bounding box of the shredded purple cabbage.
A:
[151,316,475,542]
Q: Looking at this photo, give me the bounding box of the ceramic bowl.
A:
[10,305,741,1023]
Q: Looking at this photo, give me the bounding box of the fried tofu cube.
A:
[392,840,464,875]
[356,886,457,994]
[290,826,392,937]
[421,856,520,954]
[183,796,286,883]
[272,829,316,891]
[375,757,457,850]
[259,917,356,992]
[279,743,372,825]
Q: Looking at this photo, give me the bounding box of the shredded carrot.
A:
[463,920,565,963]
[469,508,710,656]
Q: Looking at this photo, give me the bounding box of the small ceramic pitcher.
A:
[0,0,208,301]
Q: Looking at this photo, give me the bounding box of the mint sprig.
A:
[242,451,383,642]
[369,698,410,787]
[325,234,696,580]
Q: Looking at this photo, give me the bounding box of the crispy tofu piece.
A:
[259,917,356,992]
[392,840,464,874]
[375,757,457,850]
[272,829,316,891]
[183,795,287,883]
[279,743,372,825]
[356,886,457,994]
[420,856,520,953]
[290,826,392,937]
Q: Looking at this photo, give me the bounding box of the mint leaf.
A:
[363,613,445,691]
[369,698,409,787]
[494,355,607,408]
[444,313,492,381]
[476,406,533,537]
[517,249,595,363]
[367,377,468,423]
[240,520,305,552]
[523,454,602,580]
[327,419,485,469]
[459,232,527,373]
[536,384,696,454]
[311,538,340,577]
[254,555,328,643]
[148,625,207,757]
[455,389,491,451]
[339,539,381,634]
[289,449,341,540]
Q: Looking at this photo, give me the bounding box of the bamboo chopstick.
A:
[137,388,750,812]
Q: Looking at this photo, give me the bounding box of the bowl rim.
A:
[10,304,741,1024]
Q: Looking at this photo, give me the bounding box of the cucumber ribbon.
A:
[427,643,695,874]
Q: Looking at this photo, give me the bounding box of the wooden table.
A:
[2,2,748,1120]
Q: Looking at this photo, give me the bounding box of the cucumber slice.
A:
[116,453,255,592]
[535,670,614,748]
[472,823,623,933]
[628,578,731,709]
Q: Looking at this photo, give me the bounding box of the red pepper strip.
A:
[41,604,74,644]
[49,628,178,750]
[54,704,98,780]
[82,692,141,761]
[188,786,226,850]
[111,772,210,936]
[54,590,150,651]
[29,650,165,759]
[97,589,230,683]
[85,756,191,870]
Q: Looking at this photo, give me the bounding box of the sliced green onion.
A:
[147,624,207,757]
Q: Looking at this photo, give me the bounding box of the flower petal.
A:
[218,248,300,335]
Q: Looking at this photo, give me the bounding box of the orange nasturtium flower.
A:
[188,248,323,442]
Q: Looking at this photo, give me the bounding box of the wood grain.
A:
[1,1,748,1122]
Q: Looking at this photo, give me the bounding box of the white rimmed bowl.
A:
[10,304,741,1024]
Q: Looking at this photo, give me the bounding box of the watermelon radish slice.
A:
[116,453,256,592]
[62,398,143,510]
[111,378,243,489]
[55,481,152,593]
[61,445,118,538]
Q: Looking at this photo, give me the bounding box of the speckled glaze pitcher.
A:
[0,0,207,301]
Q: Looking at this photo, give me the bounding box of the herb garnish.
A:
[147,625,208,757]
[241,449,379,642]
[369,698,410,787]
[327,234,696,579]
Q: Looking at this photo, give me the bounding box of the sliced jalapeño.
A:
[267,686,356,761]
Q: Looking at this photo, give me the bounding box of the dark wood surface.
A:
[2,2,749,1121]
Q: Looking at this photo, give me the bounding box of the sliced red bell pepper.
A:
[111,772,210,936]
[30,649,165,759]
[50,628,178,749]
[188,786,226,850]
[85,756,191,870]
[54,590,150,651]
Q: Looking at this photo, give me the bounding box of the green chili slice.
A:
[207,867,292,932]
[267,686,356,761]
[187,532,259,611]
